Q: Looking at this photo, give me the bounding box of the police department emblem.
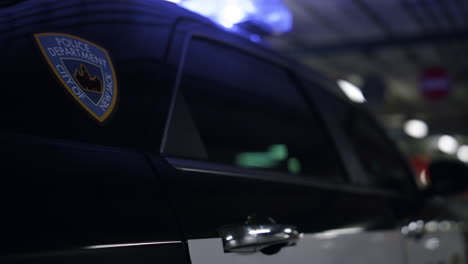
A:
[34,33,118,123]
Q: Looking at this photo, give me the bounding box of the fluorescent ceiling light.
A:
[457,145,468,162]
[438,135,458,154]
[404,119,428,138]
[337,80,366,103]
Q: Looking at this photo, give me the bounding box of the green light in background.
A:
[236,152,278,168]
[235,144,289,169]
[288,157,301,174]
[268,144,288,160]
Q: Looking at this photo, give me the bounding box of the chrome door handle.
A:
[219,224,301,253]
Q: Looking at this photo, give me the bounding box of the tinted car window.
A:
[164,39,346,183]
[314,87,414,192]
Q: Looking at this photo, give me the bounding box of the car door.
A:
[311,85,466,264]
[0,133,187,264]
[148,21,417,264]
[0,1,188,262]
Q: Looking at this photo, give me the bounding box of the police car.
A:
[0,0,466,263]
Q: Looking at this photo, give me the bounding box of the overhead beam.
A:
[288,30,468,56]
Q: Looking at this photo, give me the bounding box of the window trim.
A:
[164,157,404,199]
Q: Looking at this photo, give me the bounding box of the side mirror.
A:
[427,160,468,196]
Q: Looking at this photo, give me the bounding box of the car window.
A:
[163,38,346,183]
[314,87,415,192]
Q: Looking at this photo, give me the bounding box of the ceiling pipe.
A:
[352,0,422,70]
[287,30,468,56]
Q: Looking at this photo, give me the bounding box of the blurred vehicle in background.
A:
[1,0,468,264]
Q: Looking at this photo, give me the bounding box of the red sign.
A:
[410,156,430,186]
[421,67,451,100]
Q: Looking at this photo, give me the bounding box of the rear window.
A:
[164,38,346,183]
[313,87,415,192]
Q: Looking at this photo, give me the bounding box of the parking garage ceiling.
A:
[268,0,468,143]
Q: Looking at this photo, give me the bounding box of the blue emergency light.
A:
[166,0,292,36]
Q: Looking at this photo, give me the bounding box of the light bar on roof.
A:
[167,0,292,35]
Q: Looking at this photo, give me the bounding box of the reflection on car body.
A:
[0,0,465,264]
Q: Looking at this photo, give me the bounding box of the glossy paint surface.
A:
[3,242,187,264]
